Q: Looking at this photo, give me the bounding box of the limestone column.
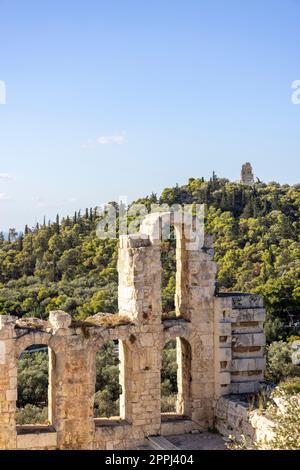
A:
[0,316,17,449]
[49,311,95,449]
[176,337,192,416]
[214,296,233,398]
[186,238,217,427]
[118,235,162,441]
[118,235,161,325]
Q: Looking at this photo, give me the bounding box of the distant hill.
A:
[0,175,299,343]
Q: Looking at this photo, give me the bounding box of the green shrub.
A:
[94,390,119,418]
[287,335,300,343]
[264,317,285,344]
[277,377,300,395]
[16,404,48,425]
[262,393,300,450]
[161,394,177,413]
[266,341,300,383]
[161,341,177,394]
[17,350,48,408]
[227,392,300,450]
[94,341,121,418]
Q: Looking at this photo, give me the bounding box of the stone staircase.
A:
[147,436,180,450]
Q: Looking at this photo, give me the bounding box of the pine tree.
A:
[18,235,23,251]
[55,214,60,234]
[220,189,227,211]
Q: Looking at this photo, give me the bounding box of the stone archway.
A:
[161,336,192,419]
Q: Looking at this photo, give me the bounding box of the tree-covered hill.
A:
[0,175,299,341]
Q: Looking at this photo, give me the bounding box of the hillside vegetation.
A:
[0,175,299,341]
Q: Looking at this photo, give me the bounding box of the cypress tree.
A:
[55,214,60,234]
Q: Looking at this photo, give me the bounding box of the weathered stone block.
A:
[231,357,265,372]
[218,322,231,336]
[230,308,266,323]
[17,431,57,450]
[49,311,71,330]
[218,347,232,362]
[232,294,264,310]
[233,332,265,348]
[219,371,231,385]
[6,389,17,401]
[0,316,16,329]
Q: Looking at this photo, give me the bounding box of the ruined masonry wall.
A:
[215,396,275,446]
[0,218,266,450]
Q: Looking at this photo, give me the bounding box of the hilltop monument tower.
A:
[241,162,254,185]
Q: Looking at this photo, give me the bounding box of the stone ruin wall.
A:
[0,214,266,450]
[215,395,275,447]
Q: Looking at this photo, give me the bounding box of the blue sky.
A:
[0,0,299,230]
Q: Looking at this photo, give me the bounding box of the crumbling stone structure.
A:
[215,395,275,446]
[0,213,265,449]
[241,162,255,185]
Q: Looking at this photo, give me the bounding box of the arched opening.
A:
[93,340,123,422]
[161,337,192,419]
[161,232,176,318]
[17,344,54,426]
[161,340,178,413]
[160,219,190,321]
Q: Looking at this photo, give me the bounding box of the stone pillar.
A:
[117,234,162,441]
[187,237,217,427]
[230,295,266,393]
[120,334,161,442]
[214,294,266,395]
[49,311,95,449]
[175,231,190,320]
[48,346,56,426]
[118,235,162,325]
[176,337,192,416]
[214,297,233,398]
[119,339,126,420]
[0,316,17,449]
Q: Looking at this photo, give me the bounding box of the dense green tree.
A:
[0,180,298,333]
[94,341,121,418]
[17,350,49,408]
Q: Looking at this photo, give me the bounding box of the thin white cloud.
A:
[97,132,126,145]
[0,173,13,180]
[0,192,12,201]
[82,132,126,149]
